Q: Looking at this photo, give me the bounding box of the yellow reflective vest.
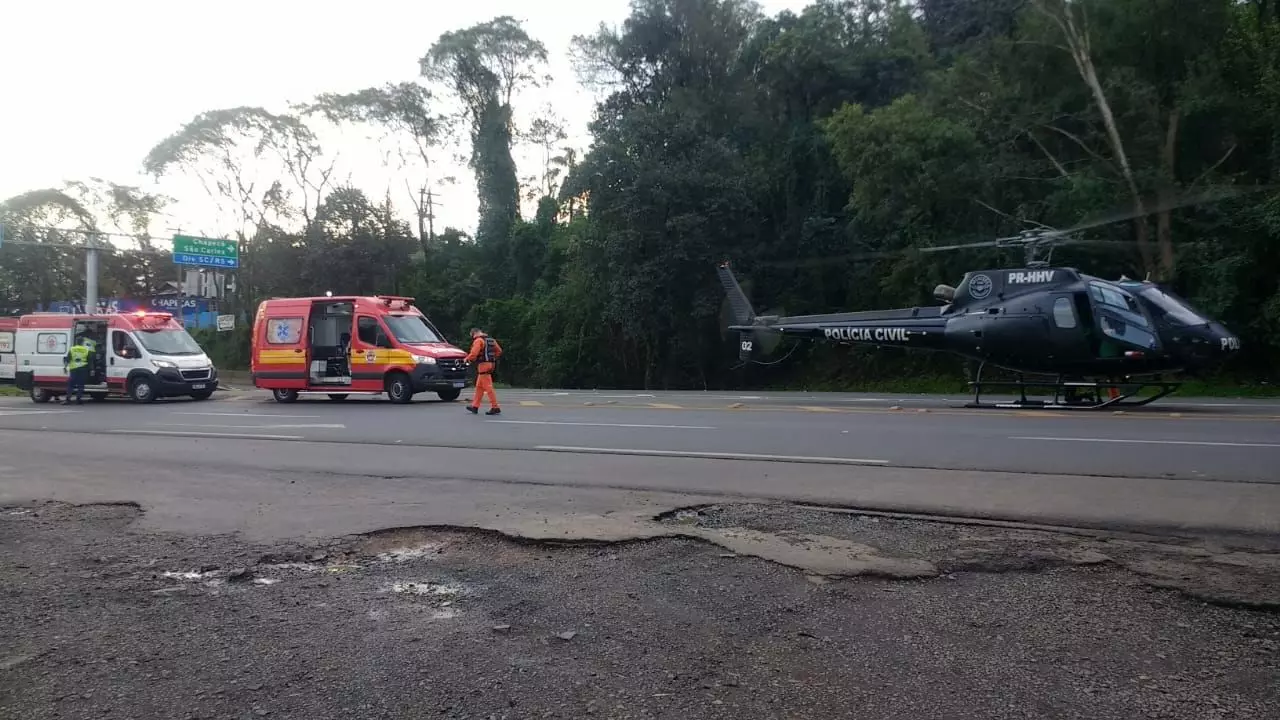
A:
[67,343,91,370]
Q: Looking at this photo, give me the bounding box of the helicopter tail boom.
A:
[717,263,768,361]
[716,262,756,326]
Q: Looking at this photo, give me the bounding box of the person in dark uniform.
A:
[63,336,94,405]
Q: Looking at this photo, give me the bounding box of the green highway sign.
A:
[172,234,239,269]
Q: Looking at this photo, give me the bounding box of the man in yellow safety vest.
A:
[63,336,94,405]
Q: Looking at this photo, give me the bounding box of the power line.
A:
[0,221,190,255]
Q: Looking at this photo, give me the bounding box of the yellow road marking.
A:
[519,400,544,407]
[647,402,682,409]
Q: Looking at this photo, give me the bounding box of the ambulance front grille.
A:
[180,368,212,381]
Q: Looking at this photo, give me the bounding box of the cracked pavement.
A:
[2,501,1277,719]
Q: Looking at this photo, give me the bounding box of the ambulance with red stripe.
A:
[0,317,17,384]
[13,311,219,403]
[251,295,469,403]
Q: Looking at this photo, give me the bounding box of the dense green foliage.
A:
[3,0,1278,392]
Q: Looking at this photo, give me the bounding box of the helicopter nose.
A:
[1214,326,1240,354]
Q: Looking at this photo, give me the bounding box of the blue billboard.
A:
[36,297,228,329]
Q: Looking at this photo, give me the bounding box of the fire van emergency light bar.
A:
[376,296,416,310]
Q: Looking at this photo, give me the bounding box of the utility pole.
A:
[417,186,427,245]
[0,221,168,314]
[423,186,439,243]
[85,232,100,313]
[424,184,440,240]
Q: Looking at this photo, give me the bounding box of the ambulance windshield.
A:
[135,328,204,356]
[383,314,443,344]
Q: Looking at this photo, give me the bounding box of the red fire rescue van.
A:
[0,317,17,384]
[13,311,219,402]
[251,295,470,403]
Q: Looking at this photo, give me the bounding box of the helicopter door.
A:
[1086,282,1160,357]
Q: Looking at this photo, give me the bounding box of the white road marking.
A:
[154,423,346,430]
[534,446,888,465]
[108,430,303,440]
[1011,436,1280,448]
[173,412,324,419]
[1186,402,1280,408]
[492,420,714,429]
[0,409,79,416]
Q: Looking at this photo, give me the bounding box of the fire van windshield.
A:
[135,328,204,356]
[383,314,443,344]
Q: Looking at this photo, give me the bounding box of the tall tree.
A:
[143,106,334,309]
[300,83,448,251]
[420,16,550,269]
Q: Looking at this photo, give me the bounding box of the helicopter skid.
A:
[963,377,1181,411]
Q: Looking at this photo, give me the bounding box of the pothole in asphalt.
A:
[358,527,450,562]
[384,581,467,597]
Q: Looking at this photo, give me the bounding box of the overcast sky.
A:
[1,0,808,241]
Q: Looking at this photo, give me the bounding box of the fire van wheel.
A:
[30,387,52,404]
[436,387,462,402]
[128,376,157,403]
[272,389,299,403]
[385,372,414,404]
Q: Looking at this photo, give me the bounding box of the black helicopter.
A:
[717,222,1242,410]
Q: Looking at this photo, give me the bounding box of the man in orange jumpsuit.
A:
[464,327,502,415]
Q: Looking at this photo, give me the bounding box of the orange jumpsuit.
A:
[465,333,502,411]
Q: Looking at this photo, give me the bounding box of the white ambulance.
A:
[13,311,220,402]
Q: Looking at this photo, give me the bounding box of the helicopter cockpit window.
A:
[1087,281,1157,351]
[1088,282,1150,328]
[1100,314,1158,349]
[1138,286,1208,326]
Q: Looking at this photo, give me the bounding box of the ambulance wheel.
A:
[327,394,348,401]
[385,372,414,404]
[128,376,157,403]
[272,389,299,403]
[436,388,461,402]
[30,387,52,404]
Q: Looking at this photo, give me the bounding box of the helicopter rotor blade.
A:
[918,238,1007,253]
[1055,185,1273,236]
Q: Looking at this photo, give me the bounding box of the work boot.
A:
[465,405,478,414]
[485,407,501,415]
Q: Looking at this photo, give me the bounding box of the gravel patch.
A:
[1,501,1277,719]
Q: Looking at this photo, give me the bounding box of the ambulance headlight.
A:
[153,359,177,369]
[414,355,436,365]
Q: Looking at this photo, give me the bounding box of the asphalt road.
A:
[2,387,1279,537]
[2,387,1278,482]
